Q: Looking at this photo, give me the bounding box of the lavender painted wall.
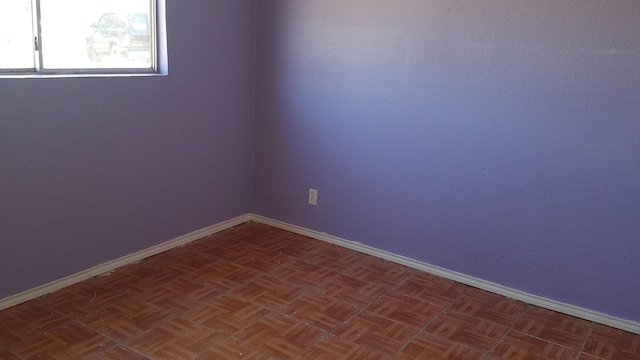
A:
[253,1,640,320]
[0,1,256,299]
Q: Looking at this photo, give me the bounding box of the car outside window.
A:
[0,0,159,75]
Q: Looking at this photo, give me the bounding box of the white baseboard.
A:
[250,214,640,335]
[0,214,251,312]
[3,212,638,335]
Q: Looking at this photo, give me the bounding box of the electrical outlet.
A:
[308,188,318,205]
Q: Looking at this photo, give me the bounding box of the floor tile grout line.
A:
[279,248,396,358]
[75,263,248,359]
[81,307,181,358]
[376,269,437,359]
[281,246,418,358]
[483,301,529,358]
[29,294,150,359]
[174,278,324,359]
[489,305,599,357]
[389,281,475,359]
[574,321,597,360]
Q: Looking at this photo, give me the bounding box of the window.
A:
[0,0,159,74]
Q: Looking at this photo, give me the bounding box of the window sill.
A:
[0,70,167,79]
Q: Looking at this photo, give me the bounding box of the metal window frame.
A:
[1,0,158,76]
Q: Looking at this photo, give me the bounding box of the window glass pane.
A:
[39,0,153,69]
[0,0,35,69]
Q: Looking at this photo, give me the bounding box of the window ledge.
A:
[0,71,167,79]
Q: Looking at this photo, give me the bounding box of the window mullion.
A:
[32,0,43,71]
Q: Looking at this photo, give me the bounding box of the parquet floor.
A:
[1,222,639,359]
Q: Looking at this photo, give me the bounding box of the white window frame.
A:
[0,0,162,76]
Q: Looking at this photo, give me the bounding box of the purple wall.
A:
[253,1,640,321]
[0,0,256,299]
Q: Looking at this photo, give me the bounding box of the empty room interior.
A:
[1,0,639,359]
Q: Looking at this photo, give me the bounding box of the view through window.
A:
[0,0,156,73]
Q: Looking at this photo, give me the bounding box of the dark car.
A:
[86,12,151,64]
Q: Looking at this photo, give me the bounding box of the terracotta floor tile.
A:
[1,222,639,359]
